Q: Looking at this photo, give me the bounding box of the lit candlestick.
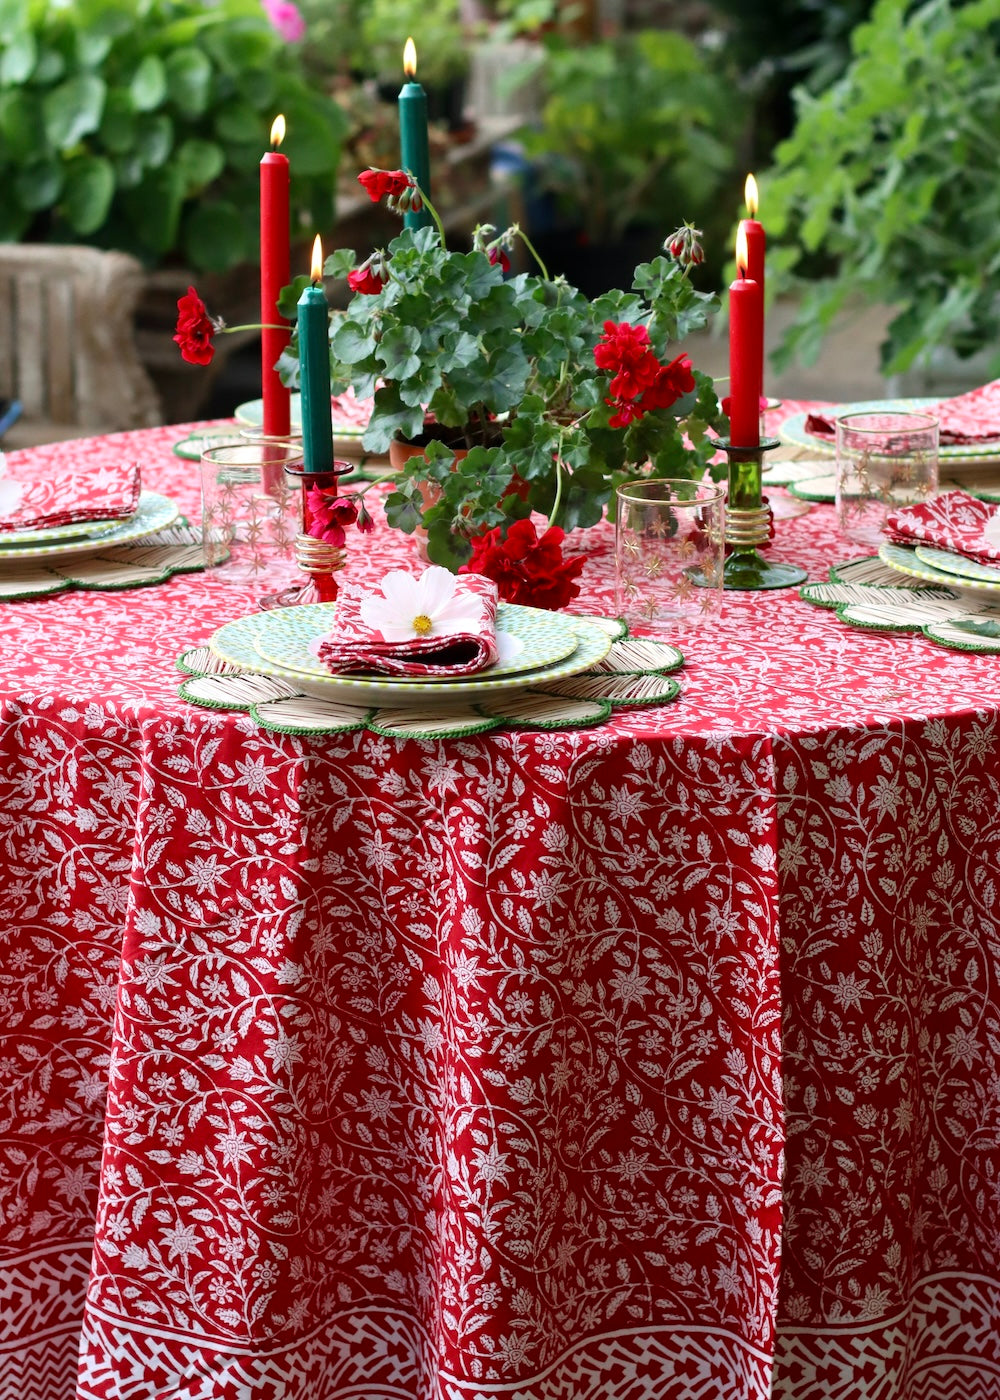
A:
[260,114,291,439]
[297,236,333,474]
[740,172,766,406]
[729,224,763,449]
[399,37,431,232]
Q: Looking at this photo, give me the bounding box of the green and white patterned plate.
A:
[210,605,613,705]
[252,601,582,684]
[0,492,179,560]
[0,513,124,547]
[779,396,1000,461]
[879,539,1000,595]
[913,544,1000,584]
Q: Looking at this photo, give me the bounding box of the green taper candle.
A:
[399,36,432,231]
[297,235,333,474]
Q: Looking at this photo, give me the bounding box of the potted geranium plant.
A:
[278,170,726,580]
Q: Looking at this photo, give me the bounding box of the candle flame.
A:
[745,172,758,217]
[403,36,417,77]
[311,235,323,284]
[735,224,749,278]
[270,114,285,147]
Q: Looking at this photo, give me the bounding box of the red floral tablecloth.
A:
[2,414,1000,1400]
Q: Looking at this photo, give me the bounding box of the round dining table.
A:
[2,411,999,1400]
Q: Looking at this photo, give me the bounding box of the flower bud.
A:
[664,224,705,267]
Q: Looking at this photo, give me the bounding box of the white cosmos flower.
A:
[359,566,485,643]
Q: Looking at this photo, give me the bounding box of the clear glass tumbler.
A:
[835,411,939,548]
[615,478,726,633]
[199,440,301,589]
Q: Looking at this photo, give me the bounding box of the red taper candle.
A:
[729,224,763,448]
[260,115,291,439]
[740,172,766,405]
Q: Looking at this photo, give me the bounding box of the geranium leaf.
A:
[331,319,377,364]
[450,343,529,413]
[324,248,356,279]
[376,325,422,380]
[362,385,424,453]
[277,275,310,318]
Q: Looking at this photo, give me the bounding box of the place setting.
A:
[0,457,200,600]
[177,563,686,738]
[779,380,1000,503]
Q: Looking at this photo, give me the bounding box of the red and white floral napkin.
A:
[314,566,500,677]
[805,378,1000,446]
[0,460,141,534]
[883,490,1000,564]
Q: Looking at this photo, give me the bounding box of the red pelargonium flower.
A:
[488,247,511,274]
[173,286,215,366]
[593,320,660,400]
[641,353,696,412]
[460,518,585,612]
[357,169,415,204]
[305,488,359,547]
[347,265,386,295]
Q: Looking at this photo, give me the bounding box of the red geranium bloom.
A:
[461,518,585,612]
[173,286,215,366]
[639,353,696,412]
[347,265,386,295]
[488,247,511,274]
[593,320,660,400]
[607,398,643,430]
[304,487,358,546]
[357,169,415,203]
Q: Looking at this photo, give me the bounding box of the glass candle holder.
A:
[835,411,939,548]
[615,479,726,633]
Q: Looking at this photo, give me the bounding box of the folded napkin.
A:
[805,378,1000,447]
[0,460,141,534]
[883,489,1000,564]
[315,566,500,677]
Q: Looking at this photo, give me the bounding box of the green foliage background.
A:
[765,0,1000,375]
[0,0,347,271]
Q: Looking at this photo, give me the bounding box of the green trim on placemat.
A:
[251,697,375,735]
[923,618,1000,653]
[534,673,682,707]
[478,693,612,729]
[0,525,206,602]
[787,474,836,503]
[801,558,1000,654]
[369,707,503,739]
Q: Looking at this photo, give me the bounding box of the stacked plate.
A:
[878,538,1000,598]
[209,601,615,706]
[0,492,180,564]
[780,396,1000,503]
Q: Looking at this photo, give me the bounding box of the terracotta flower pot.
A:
[389,438,469,560]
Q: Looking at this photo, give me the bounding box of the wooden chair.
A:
[0,244,162,448]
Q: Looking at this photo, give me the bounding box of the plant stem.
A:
[223,322,288,333]
[416,186,447,245]
[512,224,550,281]
[549,454,564,528]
